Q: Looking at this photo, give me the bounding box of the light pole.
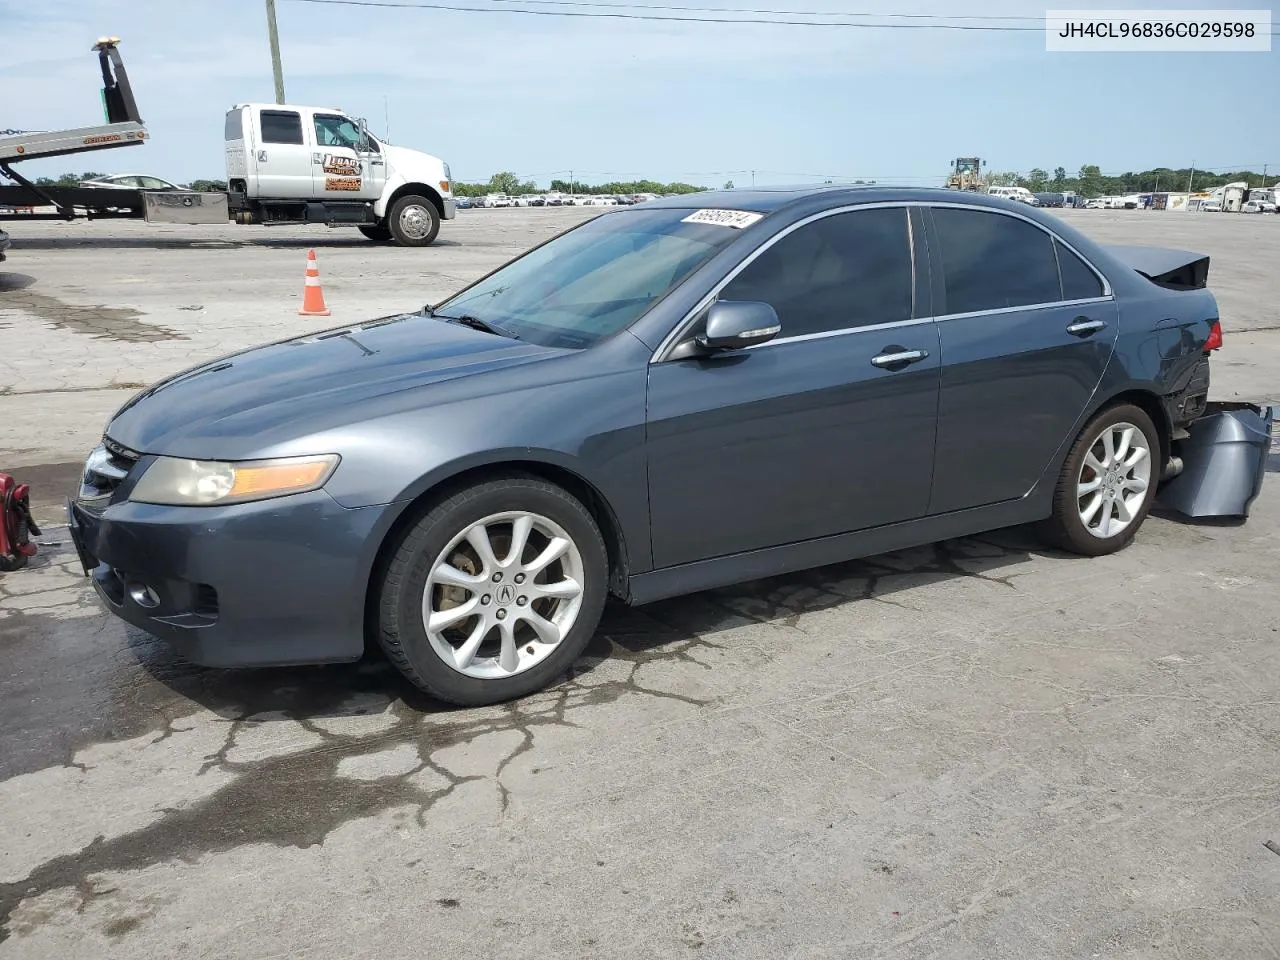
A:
[265,0,286,104]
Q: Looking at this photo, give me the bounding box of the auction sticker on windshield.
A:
[681,209,764,229]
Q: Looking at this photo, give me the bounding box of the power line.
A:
[279,0,1044,30]
[281,0,1280,33]
[433,0,1055,20]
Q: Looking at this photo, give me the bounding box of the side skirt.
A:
[625,494,1050,606]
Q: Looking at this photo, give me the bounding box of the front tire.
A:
[1043,403,1160,556]
[387,194,441,247]
[359,224,393,242]
[376,476,608,706]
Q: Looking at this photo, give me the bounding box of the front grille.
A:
[79,437,141,500]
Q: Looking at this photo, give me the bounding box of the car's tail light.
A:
[1204,319,1223,352]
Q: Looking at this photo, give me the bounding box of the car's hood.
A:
[106,312,565,457]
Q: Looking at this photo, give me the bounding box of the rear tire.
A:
[387,195,441,247]
[1042,403,1160,556]
[359,224,393,242]
[376,476,608,706]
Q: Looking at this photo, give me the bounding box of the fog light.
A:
[127,582,160,608]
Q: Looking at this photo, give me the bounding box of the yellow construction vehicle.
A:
[946,158,983,191]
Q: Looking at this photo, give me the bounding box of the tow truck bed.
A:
[0,183,145,218]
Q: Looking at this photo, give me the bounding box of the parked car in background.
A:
[79,173,182,191]
[544,193,563,206]
[487,194,512,208]
[454,195,472,209]
[470,195,487,208]
[1242,198,1276,213]
[1033,192,1065,208]
[511,195,529,207]
[583,196,617,206]
[528,195,546,207]
[1084,198,1107,209]
[69,185,1229,708]
[1199,198,1222,212]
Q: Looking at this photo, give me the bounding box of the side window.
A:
[313,114,361,148]
[1056,239,1105,300]
[260,110,304,145]
[224,110,244,141]
[719,207,912,339]
[931,208,1060,313]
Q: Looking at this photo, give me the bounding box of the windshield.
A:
[432,207,751,349]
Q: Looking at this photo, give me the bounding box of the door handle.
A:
[1066,317,1107,337]
[870,348,929,369]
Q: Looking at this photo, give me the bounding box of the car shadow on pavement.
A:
[119,524,1067,723]
[0,271,37,292]
[9,237,463,251]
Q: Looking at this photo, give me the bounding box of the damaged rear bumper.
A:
[1155,401,1275,519]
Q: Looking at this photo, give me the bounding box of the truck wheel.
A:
[359,224,393,242]
[388,195,441,247]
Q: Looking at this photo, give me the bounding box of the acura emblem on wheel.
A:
[496,584,516,605]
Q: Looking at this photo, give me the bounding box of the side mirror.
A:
[695,300,781,351]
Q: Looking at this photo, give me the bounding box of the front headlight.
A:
[129,454,340,506]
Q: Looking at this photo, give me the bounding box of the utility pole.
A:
[265,0,286,105]
[1186,162,1195,194]
[751,170,755,188]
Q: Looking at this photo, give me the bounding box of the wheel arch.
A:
[382,182,445,220]
[361,458,633,645]
[1087,386,1172,468]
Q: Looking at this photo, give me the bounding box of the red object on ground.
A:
[0,472,40,571]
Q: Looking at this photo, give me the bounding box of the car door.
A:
[311,113,384,202]
[253,108,312,198]
[923,204,1118,515]
[645,205,941,569]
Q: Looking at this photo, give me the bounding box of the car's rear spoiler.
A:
[1104,244,1209,290]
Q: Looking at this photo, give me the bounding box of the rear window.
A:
[260,110,304,145]
[932,207,1061,313]
[224,110,244,141]
[1056,239,1105,300]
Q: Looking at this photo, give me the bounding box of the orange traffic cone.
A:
[298,249,331,317]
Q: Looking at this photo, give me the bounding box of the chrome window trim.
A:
[649,200,1114,364]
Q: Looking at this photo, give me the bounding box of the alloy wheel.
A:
[422,511,586,679]
[1077,421,1152,539]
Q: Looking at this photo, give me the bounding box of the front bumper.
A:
[442,198,456,220]
[67,490,388,667]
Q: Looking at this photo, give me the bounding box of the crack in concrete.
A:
[0,530,1041,940]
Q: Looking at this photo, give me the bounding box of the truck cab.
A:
[224,103,455,245]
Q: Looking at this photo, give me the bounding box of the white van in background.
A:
[987,185,1037,205]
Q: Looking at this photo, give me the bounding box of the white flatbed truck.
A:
[0,38,455,246]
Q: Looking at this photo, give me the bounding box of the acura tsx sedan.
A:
[68,185,1224,706]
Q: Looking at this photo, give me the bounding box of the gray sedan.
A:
[68,186,1225,706]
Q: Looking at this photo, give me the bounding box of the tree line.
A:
[451,171,706,197]
[984,165,1274,196]
[26,165,1275,199]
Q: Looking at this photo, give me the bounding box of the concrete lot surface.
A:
[1,208,1278,958]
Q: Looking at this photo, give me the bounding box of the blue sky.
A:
[2,0,1276,188]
